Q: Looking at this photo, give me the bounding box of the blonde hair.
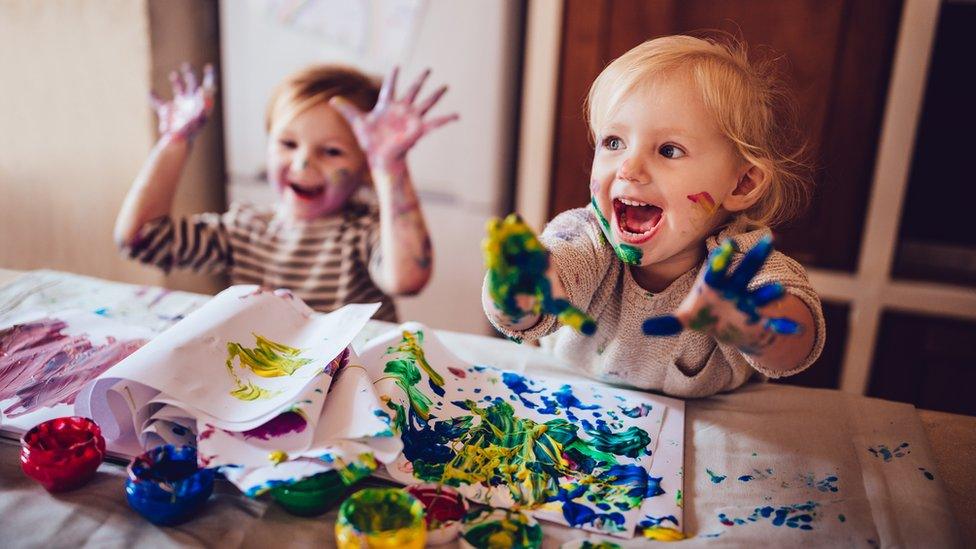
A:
[265,65,380,134]
[586,34,811,228]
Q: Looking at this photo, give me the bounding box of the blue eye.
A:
[660,144,685,158]
[602,136,624,151]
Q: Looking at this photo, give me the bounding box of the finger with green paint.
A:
[482,214,596,336]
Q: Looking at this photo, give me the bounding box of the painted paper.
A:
[358,323,684,538]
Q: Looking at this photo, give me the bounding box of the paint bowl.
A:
[20,416,106,492]
[124,444,214,526]
[335,487,427,549]
[405,483,469,545]
[460,508,543,549]
[270,470,347,516]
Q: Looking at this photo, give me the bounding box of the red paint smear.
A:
[687,192,718,214]
[0,319,146,417]
[242,410,307,440]
[447,367,466,378]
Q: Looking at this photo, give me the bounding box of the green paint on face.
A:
[590,197,643,265]
[676,489,684,507]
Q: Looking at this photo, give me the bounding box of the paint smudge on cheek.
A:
[867,442,910,462]
[0,318,146,417]
[590,179,601,195]
[686,191,719,217]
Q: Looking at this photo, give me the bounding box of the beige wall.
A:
[0,0,225,294]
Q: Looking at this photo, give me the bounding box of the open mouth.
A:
[289,183,325,199]
[612,197,663,243]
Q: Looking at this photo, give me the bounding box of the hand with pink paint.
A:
[329,67,458,171]
[150,63,216,143]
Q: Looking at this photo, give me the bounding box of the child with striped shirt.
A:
[115,64,456,321]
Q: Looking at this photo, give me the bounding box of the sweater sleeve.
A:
[485,207,613,341]
[119,204,239,274]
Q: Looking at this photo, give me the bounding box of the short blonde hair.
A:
[265,65,380,134]
[586,34,811,228]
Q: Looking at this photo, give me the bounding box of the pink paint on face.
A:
[687,191,719,216]
[589,178,600,195]
[268,102,369,221]
[0,319,146,417]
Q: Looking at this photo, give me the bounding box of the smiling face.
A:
[267,101,368,221]
[589,73,749,288]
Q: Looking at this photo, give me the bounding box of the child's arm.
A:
[330,68,455,296]
[114,64,216,247]
[481,214,596,336]
[643,236,818,374]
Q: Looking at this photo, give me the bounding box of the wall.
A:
[0,0,225,294]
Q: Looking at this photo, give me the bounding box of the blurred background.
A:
[0,0,973,415]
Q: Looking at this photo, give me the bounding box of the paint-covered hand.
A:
[330,67,458,171]
[483,214,596,335]
[151,63,216,142]
[642,236,801,354]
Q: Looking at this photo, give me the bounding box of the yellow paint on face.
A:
[268,450,289,465]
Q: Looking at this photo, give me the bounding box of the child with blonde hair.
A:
[484,35,824,397]
[116,64,456,321]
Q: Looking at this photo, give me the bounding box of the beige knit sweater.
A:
[485,207,826,398]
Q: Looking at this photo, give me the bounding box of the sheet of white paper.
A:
[85,286,379,426]
[357,322,677,539]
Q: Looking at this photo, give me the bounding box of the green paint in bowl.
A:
[270,471,347,516]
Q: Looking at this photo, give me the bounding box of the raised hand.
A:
[151,63,216,142]
[329,67,458,170]
[642,236,800,355]
[484,214,596,336]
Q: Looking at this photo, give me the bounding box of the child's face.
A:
[590,74,747,276]
[267,101,367,220]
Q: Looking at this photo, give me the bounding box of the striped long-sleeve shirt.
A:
[123,201,397,321]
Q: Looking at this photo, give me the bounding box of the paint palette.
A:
[358,323,685,539]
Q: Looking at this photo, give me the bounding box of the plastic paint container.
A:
[125,444,214,526]
[460,508,543,549]
[335,487,426,548]
[20,416,106,492]
[405,483,469,545]
[270,470,347,516]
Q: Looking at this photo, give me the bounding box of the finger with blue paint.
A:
[642,236,802,355]
[483,214,596,335]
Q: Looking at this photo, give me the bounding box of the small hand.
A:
[483,214,596,336]
[642,236,801,354]
[329,67,458,169]
[151,63,216,142]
